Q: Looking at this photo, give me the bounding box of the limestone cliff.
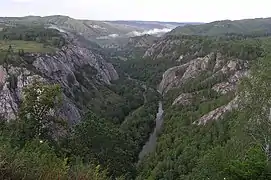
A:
[156,51,249,124]
[0,33,119,124]
[159,53,249,94]
[127,34,157,48]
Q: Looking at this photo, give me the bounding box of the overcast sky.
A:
[1,0,271,22]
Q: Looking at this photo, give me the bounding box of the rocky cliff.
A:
[159,52,249,94]
[0,33,119,124]
[127,35,158,48]
[142,34,252,124]
[159,52,248,123]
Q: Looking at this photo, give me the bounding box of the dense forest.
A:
[0,18,271,180]
[0,25,161,179]
[135,35,271,179]
[0,80,160,179]
[170,18,271,36]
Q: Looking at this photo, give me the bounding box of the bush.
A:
[0,139,68,180]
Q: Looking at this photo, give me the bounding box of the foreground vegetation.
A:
[0,78,160,179]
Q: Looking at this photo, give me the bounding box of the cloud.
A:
[127,28,172,37]
[96,34,119,40]
[96,28,172,40]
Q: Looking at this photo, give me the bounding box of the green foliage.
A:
[17,81,62,143]
[225,146,269,180]
[68,160,108,180]
[0,40,56,53]
[137,43,271,179]
[0,83,110,180]
[0,25,63,57]
[7,74,18,90]
[113,35,265,90]
[121,91,160,156]
[0,138,68,180]
[109,78,145,120]
[170,18,271,36]
[66,86,159,178]
[3,17,271,180]
[114,57,177,87]
[0,136,109,180]
[67,112,136,177]
[1,25,63,46]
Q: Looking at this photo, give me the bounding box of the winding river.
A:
[138,101,164,161]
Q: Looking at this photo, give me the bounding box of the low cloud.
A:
[96,28,172,39]
[127,28,172,36]
[96,34,119,39]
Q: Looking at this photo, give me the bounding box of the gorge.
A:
[0,15,271,180]
[138,101,164,162]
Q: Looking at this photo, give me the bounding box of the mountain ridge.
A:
[169,17,271,36]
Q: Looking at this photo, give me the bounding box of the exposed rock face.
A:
[172,93,193,106]
[0,65,44,121]
[143,36,183,59]
[212,70,249,94]
[159,53,215,93]
[159,53,249,94]
[127,34,157,48]
[157,50,249,124]
[195,96,239,125]
[0,34,119,124]
[33,41,118,86]
[0,65,81,124]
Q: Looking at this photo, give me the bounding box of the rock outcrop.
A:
[158,51,249,124]
[0,34,119,124]
[172,93,193,106]
[159,53,249,94]
[195,96,239,125]
[33,39,118,86]
[143,36,184,60]
[127,34,157,48]
[212,70,249,94]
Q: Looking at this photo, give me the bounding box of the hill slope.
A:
[170,17,271,36]
[0,15,198,39]
[133,23,271,179]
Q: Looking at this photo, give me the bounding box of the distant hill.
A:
[169,17,271,36]
[0,15,201,39]
[0,15,202,47]
[105,20,202,29]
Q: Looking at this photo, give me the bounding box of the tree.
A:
[18,49,25,56]
[17,81,63,142]
[225,146,269,180]
[239,54,271,158]
[68,112,136,178]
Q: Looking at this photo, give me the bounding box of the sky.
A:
[1,0,271,22]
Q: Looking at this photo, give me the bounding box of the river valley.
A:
[138,101,164,161]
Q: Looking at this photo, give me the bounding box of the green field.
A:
[0,40,56,53]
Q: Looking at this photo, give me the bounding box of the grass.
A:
[0,40,56,53]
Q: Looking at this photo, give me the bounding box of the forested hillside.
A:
[170,17,271,36]
[0,24,160,179]
[0,16,271,180]
[134,29,271,179]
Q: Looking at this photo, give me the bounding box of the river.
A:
[138,101,164,161]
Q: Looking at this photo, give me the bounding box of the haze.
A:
[2,0,271,22]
